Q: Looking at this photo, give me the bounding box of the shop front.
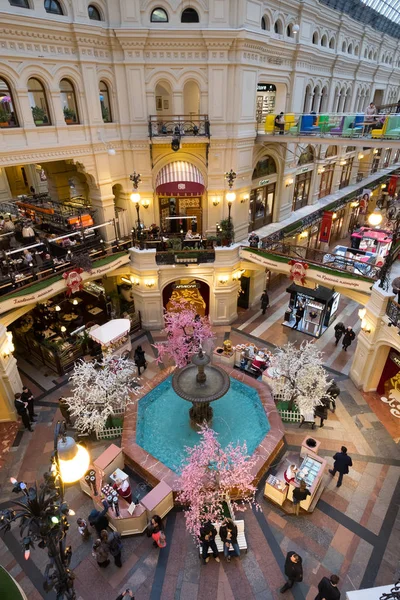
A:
[283,283,340,338]
[293,168,313,211]
[256,83,276,124]
[330,208,346,243]
[339,158,354,189]
[319,162,335,199]
[249,156,277,230]
[162,279,210,316]
[155,161,205,235]
[377,349,400,396]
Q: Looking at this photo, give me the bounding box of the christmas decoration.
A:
[288,260,308,286]
[176,424,258,539]
[153,301,214,368]
[63,268,83,296]
[269,341,331,413]
[65,354,141,436]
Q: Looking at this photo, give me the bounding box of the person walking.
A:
[199,521,220,564]
[292,481,311,515]
[329,446,352,488]
[115,590,134,600]
[314,397,330,427]
[219,518,240,562]
[275,112,285,135]
[14,393,33,432]
[88,500,109,536]
[315,574,341,600]
[260,290,270,315]
[325,381,340,412]
[148,515,166,549]
[92,538,110,568]
[334,322,345,346]
[280,551,303,593]
[21,386,37,421]
[58,397,72,426]
[101,529,123,568]
[342,327,356,351]
[77,518,91,541]
[134,345,147,375]
[292,303,305,330]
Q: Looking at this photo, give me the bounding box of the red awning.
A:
[155,161,205,196]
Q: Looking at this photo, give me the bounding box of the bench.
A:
[199,520,247,556]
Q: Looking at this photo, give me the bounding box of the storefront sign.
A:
[319,211,333,243]
[301,167,311,173]
[257,84,269,92]
[258,179,270,186]
[172,282,200,290]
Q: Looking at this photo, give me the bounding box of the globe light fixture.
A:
[226,191,236,204]
[130,192,140,204]
[292,24,300,33]
[57,436,90,484]
[368,208,383,227]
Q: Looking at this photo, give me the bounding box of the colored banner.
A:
[319,211,333,243]
[388,175,399,197]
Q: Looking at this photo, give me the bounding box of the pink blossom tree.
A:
[153,301,214,368]
[176,425,258,539]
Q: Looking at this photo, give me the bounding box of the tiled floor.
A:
[0,325,399,600]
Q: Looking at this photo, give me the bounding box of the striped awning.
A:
[155,161,205,196]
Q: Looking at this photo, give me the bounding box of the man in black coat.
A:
[342,327,356,351]
[280,551,303,593]
[334,322,345,346]
[88,500,109,536]
[329,446,352,487]
[292,304,305,330]
[21,386,37,421]
[315,574,340,600]
[14,393,32,432]
[199,521,220,564]
[260,290,270,315]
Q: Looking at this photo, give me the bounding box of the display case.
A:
[283,283,340,339]
[263,474,288,506]
[287,452,327,511]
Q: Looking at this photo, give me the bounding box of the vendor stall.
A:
[351,226,392,257]
[283,283,340,338]
[264,443,327,514]
[80,444,174,536]
[89,318,131,357]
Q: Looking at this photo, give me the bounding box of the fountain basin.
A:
[122,366,285,492]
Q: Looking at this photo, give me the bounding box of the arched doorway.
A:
[162,279,210,316]
[183,81,200,116]
[155,161,205,235]
[155,82,172,115]
[249,156,277,230]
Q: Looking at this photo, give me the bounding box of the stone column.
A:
[0,325,22,422]
[0,166,12,202]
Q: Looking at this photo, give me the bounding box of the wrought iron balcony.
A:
[386,299,400,328]
[155,249,215,265]
[148,114,210,139]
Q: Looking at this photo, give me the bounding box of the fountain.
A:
[172,348,230,425]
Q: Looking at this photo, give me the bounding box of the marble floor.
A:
[0,323,399,600]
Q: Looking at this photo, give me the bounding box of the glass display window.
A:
[293,171,312,211]
[249,183,275,230]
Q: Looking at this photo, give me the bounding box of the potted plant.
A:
[0,107,9,128]
[31,105,46,125]
[63,106,76,124]
[101,105,110,123]
[217,218,234,246]
[206,235,218,248]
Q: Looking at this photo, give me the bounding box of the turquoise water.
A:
[136,376,270,473]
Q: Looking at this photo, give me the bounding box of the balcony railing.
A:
[148,114,210,139]
[155,249,215,265]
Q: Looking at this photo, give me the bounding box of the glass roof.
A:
[361,0,400,25]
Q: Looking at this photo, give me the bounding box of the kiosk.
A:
[89,318,131,357]
[283,284,340,338]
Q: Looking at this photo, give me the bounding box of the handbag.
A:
[157,531,167,548]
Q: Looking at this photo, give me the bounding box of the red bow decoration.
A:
[63,268,83,296]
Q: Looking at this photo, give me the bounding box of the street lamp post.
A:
[130,172,142,237]
[368,207,400,289]
[0,422,90,600]
[225,170,237,245]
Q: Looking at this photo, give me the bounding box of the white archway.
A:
[183,80,200,116]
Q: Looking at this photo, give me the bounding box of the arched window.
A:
[88,5,102,20]
[60,79,79,124]
[348,44,353,54]
[151,7,168,22]
[274,20,283,34]
[44,0,64,15]
[342,41,347,52]
[0,77,19,128]
[373,51,377,60]
[287,24,294,38]
[312,32,318,45]
[368,50,373,60]
[329,37,335,49]
[321,35,327,47]
[326,145,337,158]
[181,7,199,23]
[364,49,367,58]
[303,85,312,113]
[28,78,51,125]
[9,0,30,7]
[99,80,112,122]
[354,45,359,56]
[252,156,277,179]
[319,86,328,112]
[298,145,314,166]
[261,16,268,30]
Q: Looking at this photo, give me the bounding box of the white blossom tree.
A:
[65,354,141,435]
[269,341,331,414]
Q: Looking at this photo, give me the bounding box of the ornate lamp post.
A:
[0,422,90,600]
[225,169,236,244]
[130,172,142,235]
[368,207,400,289]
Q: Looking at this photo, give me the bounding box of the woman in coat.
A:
[92,538,110,568]
[148,515,166,548]
[334,322,345,346]
[342,327,356,351]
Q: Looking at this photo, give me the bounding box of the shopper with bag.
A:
[148,515,166,548]
[101,529,123,567]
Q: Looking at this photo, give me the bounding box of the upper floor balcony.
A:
[148,114,210,140]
